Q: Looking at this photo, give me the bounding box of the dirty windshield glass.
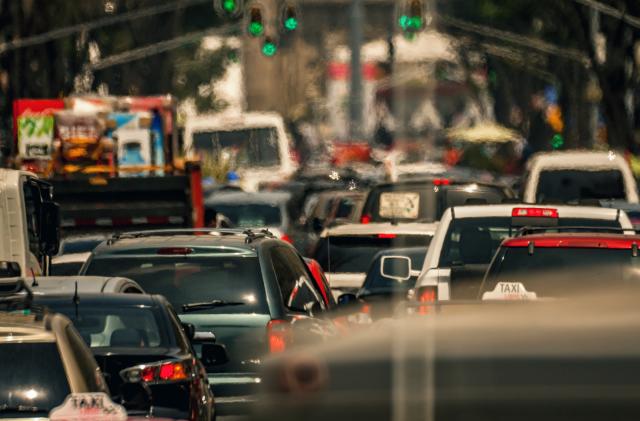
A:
[192,128,280,167]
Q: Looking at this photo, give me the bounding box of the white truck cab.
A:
[0,169,60,277]
[522,151,639,204]
[413,204,633,302]
[184,112,297,192]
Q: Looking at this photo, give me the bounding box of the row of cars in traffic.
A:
[4,149,640,420]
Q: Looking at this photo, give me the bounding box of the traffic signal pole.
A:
[348,0,364,140]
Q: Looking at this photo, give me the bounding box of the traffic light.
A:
[262,37,278,57]
[282,4,299,32]
[215,0,242,18]
[398,0,424,34]
[551,133,565,150]
[247,5,264,37]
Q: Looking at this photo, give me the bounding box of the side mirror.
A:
[201,343,229,368]
[0,261,21,278]
[41,201,61,256]
[381,256,419,281]
[337,293,357,306]
[119,382,152,414]
[181,323,195,341]
[192,331,216,344]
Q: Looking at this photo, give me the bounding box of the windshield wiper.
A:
[182,300,245,313]
[0,404,47,414]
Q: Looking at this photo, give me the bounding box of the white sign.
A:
[379,192,420,219]
[49,393,127,421]
[482,282,537,301]
[18,115,55,158]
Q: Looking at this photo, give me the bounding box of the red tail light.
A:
[129,360,191,384]
[417,286,437,315]
[433,178,450,186]
[157,247,194,255]
[378,233,397,239]
[512,207,558,218]
[281,234,294,244]
[158,361,188,381]
[267,319,292,353]
[361,214,372,224]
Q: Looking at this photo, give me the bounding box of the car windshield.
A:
[315,235,432,274]
[85,255,268,314]
[482,247,640,298]
[536,169,626,203]
[439,217,623,267]
[192,128,280,168]
[361,248,427,295]
[37,303,171,349]
[0,342,70,414]
[207,203,282,227]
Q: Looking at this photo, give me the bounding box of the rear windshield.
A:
[85,255,269,314]
[536,169,626,203]
[0,342,70,415]
[39,303,171,349]
[482,247,640,298]
[361,248,427,295]
[439,217,623,267]
[315,235,431,273]
[192,128,280,168]
[363,185,437,222]
[206,203,282,228]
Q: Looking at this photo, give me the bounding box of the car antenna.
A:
[73,281,80,320]
[30,268,39,287]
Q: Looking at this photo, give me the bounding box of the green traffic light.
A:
[399,15,410,30]
[262,41,277,57]
[223,0,236,13]
[408,16,422,29]
[551,133,565,149]
[284,17,298,31]
[249,22,264,36]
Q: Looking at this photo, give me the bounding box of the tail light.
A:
[378,233,397,239]
[360,214,372,224]
[512,207,558,218]
[281,234,294,244]
[417,286,437,315]
[267,319,292,353]
[433,178,450,186]
[121,359,191,384]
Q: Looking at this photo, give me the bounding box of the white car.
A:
[28,275,144,294]
[413,204,634,302]
[522,150,639,204]
[311,222,438,297]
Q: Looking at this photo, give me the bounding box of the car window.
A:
[192,127,280,168]
[271,247,324,312]
[51,261,84,276]
[439,217,624,267]
[315,235,432,273]
[482,247,640,298]
[0,342,71,414]
[48,304,170,349]
[64,325,105,391]
[536,169,626,203]
[443,186,506,208]
[363,184,438,222]
[208,203,282,227]
[85,255,269,314]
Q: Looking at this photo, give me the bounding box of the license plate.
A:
[379,192,420,219]
[482,282,537,301]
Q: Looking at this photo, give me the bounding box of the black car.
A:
[80,229,338,415]
[360,178,514,224]
[34,293,218,421]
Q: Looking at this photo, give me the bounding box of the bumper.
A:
[210,373,261,415]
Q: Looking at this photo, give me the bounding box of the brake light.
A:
[512,208,558,218]
[361,214,371,224]
[267,319,292,353]
[130,360,191,384]
[157,247,194,255]
[378,233,397,239]
[281,234,294,244]
[159,361,188,381]
[433,178,450,186]
[417,286,437,315]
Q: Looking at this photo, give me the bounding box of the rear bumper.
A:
[210,373,262,415]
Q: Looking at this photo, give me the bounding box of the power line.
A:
[439,14,590,65]
[570,0,640,30]
[0,0,211,54]
[87,25,236,71]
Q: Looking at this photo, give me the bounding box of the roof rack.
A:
[515,226,638,237]
[108,228,277,245]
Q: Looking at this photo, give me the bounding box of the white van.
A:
[184,112,297,192]
[522,151,639,204]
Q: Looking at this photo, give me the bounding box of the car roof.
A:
[449,204,622,220]
[371,178,507,190]
[205,190,291,206]
[28,276,138,294]
[322,222,439,237]
[92,231,267,255]
[503,233,640,249]
[34,292,158,306]
[528,150,625,169]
